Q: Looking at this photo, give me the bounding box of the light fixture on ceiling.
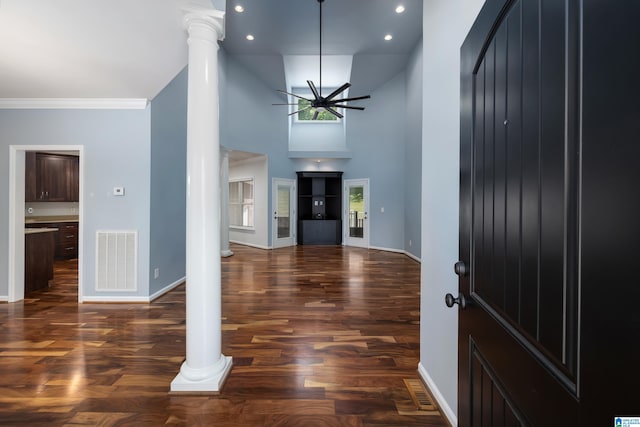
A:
[395,5,405,14]
[246,34,255,41]
[272,0,371,120]
[384,34,393,41]
[234,5,244,13]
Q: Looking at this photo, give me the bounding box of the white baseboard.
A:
[149,277,185,302]
[81,295,153,303]
[80,276,186,303]
[418,362,457,426]
[404,250,421,263]
[368,245,421,263]
[229,240,271,250]
[0,296,8,302]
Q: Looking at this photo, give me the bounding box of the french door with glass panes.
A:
[344,179,369,248]
[272,178,296,248]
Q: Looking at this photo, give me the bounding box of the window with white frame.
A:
[229,178,254,228]
[295,98,340,122]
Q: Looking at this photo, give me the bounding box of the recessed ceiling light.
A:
[395,5,405,13]
[246,34,255,41]
[384,34,393,41]
[234,5,244,13]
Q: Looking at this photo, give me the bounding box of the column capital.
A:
[183,6,225,42]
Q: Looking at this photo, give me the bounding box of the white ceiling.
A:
[0,0,422,99]
[0,0,188,99]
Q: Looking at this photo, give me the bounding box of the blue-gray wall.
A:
[220,49,421,251]
[405,38,423,259]
[220,48,293,246]
[221,50,290,163]
[419,1,485,424]
[149,67,188,295]
[0,108,151,299]
[345,71,406,251]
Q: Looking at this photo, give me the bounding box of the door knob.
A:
[445,293,467,309]
[454,261,468,277]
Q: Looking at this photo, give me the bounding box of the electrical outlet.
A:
[154,268,159,279]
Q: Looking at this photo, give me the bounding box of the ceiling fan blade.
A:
[312,110,319,120]
[288,106,313,116]
[326,107,344,119]
[332,94,371,103]
[325,82,351,101]
[276,89,311,101]
[272,103,301,105]
[307,80,321,100]
[331,104,365,111]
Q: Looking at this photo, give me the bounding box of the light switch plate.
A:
[113,187,125,196]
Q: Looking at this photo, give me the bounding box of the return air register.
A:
[96,231,137,291]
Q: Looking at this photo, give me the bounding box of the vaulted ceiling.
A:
[0,0,422,99]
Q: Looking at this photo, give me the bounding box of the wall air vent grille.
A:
[96,231,137,292]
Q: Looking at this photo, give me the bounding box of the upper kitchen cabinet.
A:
[25,152,80,202]
[68,156,79,202]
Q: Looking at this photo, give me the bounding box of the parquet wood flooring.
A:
[0,245,447,426]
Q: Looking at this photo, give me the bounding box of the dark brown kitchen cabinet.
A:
[26,221,78,259]
[24,230,56,294]
[25,152,79,202]
[68,156,79,202]
[55,222,78,259]
[25,152,37,202]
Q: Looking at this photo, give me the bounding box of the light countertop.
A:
[25,215,79,224]
[25,227,58,235]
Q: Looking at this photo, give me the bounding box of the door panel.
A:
[471,341,525,426]
[470,0,576,372]
[460,0,580,425]
[460,0,640,425]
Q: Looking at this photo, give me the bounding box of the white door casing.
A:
[8,145,84,303]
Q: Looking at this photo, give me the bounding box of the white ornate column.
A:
[171,7,232,393]
[220,148,233,257]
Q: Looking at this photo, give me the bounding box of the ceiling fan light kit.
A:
[273,0,371,120]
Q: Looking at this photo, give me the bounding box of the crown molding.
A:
[0,98,149,110]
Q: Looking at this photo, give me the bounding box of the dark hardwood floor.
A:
[0,244,447,426]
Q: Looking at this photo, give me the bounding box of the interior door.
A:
[344,179,369,248]
[457,0,640,425]
[272,178,295,248]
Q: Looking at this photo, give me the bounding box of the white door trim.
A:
[343,178,370,248]
[272,178,296,248]
[8,145,84,303]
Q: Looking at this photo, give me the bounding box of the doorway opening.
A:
[9,145,84,303]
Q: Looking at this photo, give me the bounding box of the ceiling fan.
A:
[273,0,371,120]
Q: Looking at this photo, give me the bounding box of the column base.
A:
[221,249,234,257]
[170,355,233,393]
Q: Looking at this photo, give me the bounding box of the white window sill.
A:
[230,225,255,232]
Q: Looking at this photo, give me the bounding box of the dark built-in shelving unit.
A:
[297,171,342,245]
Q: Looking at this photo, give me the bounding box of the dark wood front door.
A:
[458,0,640,425]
